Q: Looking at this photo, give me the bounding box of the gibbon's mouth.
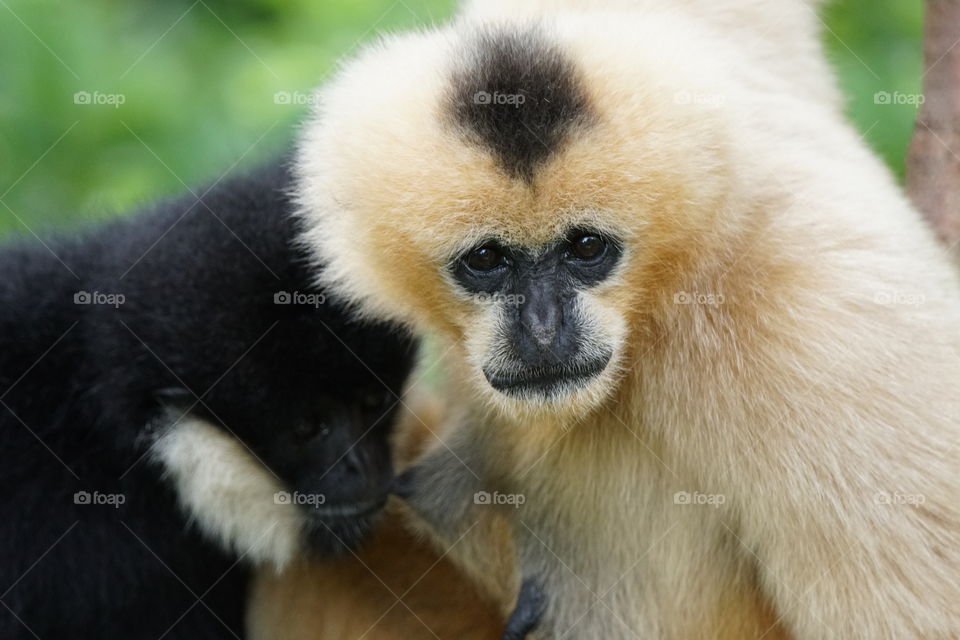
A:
[302,498,386,556]
[483,353,612,397]
[303,495,389,522]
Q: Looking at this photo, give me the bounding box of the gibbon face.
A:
[142,287,416,562]
[297,18,736,417]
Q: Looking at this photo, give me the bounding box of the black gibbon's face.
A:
[151,318,415,560]
[452,228,623,399]
[249,388,400,551]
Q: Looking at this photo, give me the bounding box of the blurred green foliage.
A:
[0,0,924,236]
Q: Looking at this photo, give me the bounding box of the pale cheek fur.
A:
[461,294,627,420]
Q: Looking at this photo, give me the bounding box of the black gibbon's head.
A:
[115,290,416,566]
[296,16,735,419]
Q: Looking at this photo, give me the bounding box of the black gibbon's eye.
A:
[464,245,505,272]
[362,391,392,410]
[294,422,328,440]
[568,233,607,262]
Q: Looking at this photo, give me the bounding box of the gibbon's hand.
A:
[502,578,546,640]
[392,467,417,500]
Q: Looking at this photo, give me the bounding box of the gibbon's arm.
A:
[390,357,522,615]
[674,189,960,637]
[716,390,960,638]
[396,431,487,543]
[719,410,960,638]
[394,413,523,618]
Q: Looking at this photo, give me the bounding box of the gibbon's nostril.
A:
[529,320,557,349]
[342,446,365,476]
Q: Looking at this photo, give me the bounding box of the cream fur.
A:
[152,417,304,571]
[458,0,841,109]
[295,0,960,637]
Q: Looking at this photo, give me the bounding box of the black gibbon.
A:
[286,0,960,638]
[0,160,415,638]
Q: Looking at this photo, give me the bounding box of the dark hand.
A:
[392,466,417,500]
[502,578,546,640]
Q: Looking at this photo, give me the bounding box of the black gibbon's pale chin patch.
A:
[151,418,304,571]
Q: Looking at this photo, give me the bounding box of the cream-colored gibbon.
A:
[253,0,960,637]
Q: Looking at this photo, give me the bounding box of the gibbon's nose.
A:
[342,445,366,477]
[334,435,393,501]
[520,284,561,351]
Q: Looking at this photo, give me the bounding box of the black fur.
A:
[0,161,415,639]
[446,26,593,183]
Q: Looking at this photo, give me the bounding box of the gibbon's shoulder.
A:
[0,160,297,292]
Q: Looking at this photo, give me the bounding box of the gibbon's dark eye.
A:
[464,245,505,272]
[294,422,328,440]
[362,391,392,410]
[568,233,606,262]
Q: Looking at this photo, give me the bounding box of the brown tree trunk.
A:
[907,0,960,259]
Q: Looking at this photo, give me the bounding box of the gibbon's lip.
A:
[304,495,388,521]
[483,353,612,396]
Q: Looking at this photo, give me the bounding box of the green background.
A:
[0,0,924,236]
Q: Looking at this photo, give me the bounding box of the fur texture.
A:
[151,416,304,570]
[294,0,960,638]
[0,161,415,638]
[247,382,512,639]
